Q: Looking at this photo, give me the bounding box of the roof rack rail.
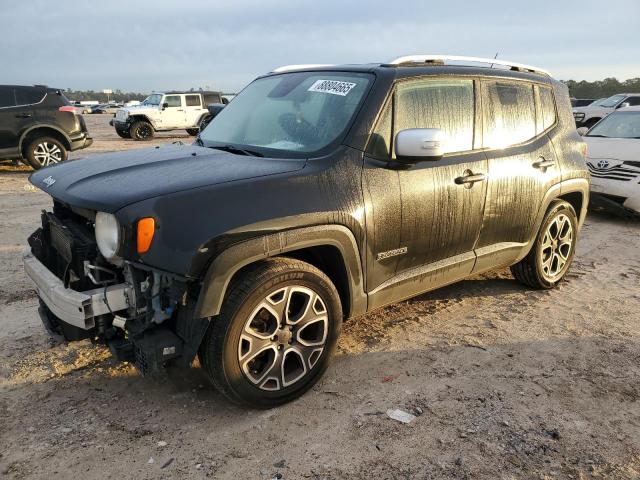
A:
[385,55,550,76]
[272,64,335,73]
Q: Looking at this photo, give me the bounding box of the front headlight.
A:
[95,212,121,260]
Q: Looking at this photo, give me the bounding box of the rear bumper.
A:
[69,133,93,151]
[22,247,129,331]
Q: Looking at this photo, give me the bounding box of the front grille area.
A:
[28,203,99,290]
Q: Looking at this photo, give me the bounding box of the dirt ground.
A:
[1,114,639,480]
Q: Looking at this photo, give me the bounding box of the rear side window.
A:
[165,95,182,107]
[0,87,14,108]
[395,79,475,154]
[185,94,201,107]
[203,93,222,105]
[538,86,557,132]
[483,81,536,148]
[15,88,45,106]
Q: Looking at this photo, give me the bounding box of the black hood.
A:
[29,144,307,212]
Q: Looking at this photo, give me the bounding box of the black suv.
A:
[0,85,92,169]
[24,56,589,408]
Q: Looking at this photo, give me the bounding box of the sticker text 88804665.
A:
[308,80,357,96]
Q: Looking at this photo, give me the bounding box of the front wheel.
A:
[199,258,342,408]
[129,120,154,140]
[511,200,578,289]
[25,137,68,170]
[115,127,130,139]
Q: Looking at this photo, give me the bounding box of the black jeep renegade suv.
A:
[0,84,92,169]
[24,56,589,407]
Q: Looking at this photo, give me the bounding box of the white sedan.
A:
[580,106,640,214]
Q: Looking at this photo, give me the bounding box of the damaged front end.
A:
[24,201,208,375]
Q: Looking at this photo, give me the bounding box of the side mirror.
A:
[395,128,446,163]
[162,102,169,110]
[617,102,630,109]
[576,127,589,136]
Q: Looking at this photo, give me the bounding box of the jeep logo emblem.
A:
[42,176,56,188]
[597,160,610,169]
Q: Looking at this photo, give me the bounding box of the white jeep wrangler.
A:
[110,91,226,140]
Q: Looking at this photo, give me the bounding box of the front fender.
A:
[193,224,367,319]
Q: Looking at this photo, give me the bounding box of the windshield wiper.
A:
[195,136,204,146]
[210,145,264,157]
[586,134,608,138]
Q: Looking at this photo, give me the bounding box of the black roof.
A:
[264,63,557,85]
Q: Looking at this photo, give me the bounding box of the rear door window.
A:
[394,78,475,154]
[483,81,536,148]
[15,88,45,106]
[185,94,201,107]
[538,86,557,131]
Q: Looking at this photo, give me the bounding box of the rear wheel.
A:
[187,115,211,136]
[511,200,578,289]
[129,120,154,140]
[199,258,342,408]
[25,137,67,170]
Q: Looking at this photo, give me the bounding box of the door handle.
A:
[455,171,486,186]
[15,113,32,118]
[533,158,555,169]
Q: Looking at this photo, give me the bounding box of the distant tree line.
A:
[64,89,147,103]
[563,78,640,99]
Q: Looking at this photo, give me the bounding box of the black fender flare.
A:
[19,124,72,153]
[128,115,156,130]
[193,225,367,319]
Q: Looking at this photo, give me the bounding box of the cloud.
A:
[1,0,639,91]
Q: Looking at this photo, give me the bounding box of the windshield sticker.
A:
[308,80,357,96]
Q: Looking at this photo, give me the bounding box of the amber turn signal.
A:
[137,217,155,254]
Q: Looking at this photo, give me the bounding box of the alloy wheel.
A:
[540,213,573,281]
[238,286,328,391]
[33,142,62,166]
[138,124,152,139]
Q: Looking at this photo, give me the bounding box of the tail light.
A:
[58,106,77,113]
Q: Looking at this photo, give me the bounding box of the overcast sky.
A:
[2,0,639,93]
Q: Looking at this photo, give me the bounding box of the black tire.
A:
[115,127,130,139]
[24,137,68,170]
[199,257,342,408]
[186,115,211,136]
[129,120,154,141]
[511,200,578,289]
